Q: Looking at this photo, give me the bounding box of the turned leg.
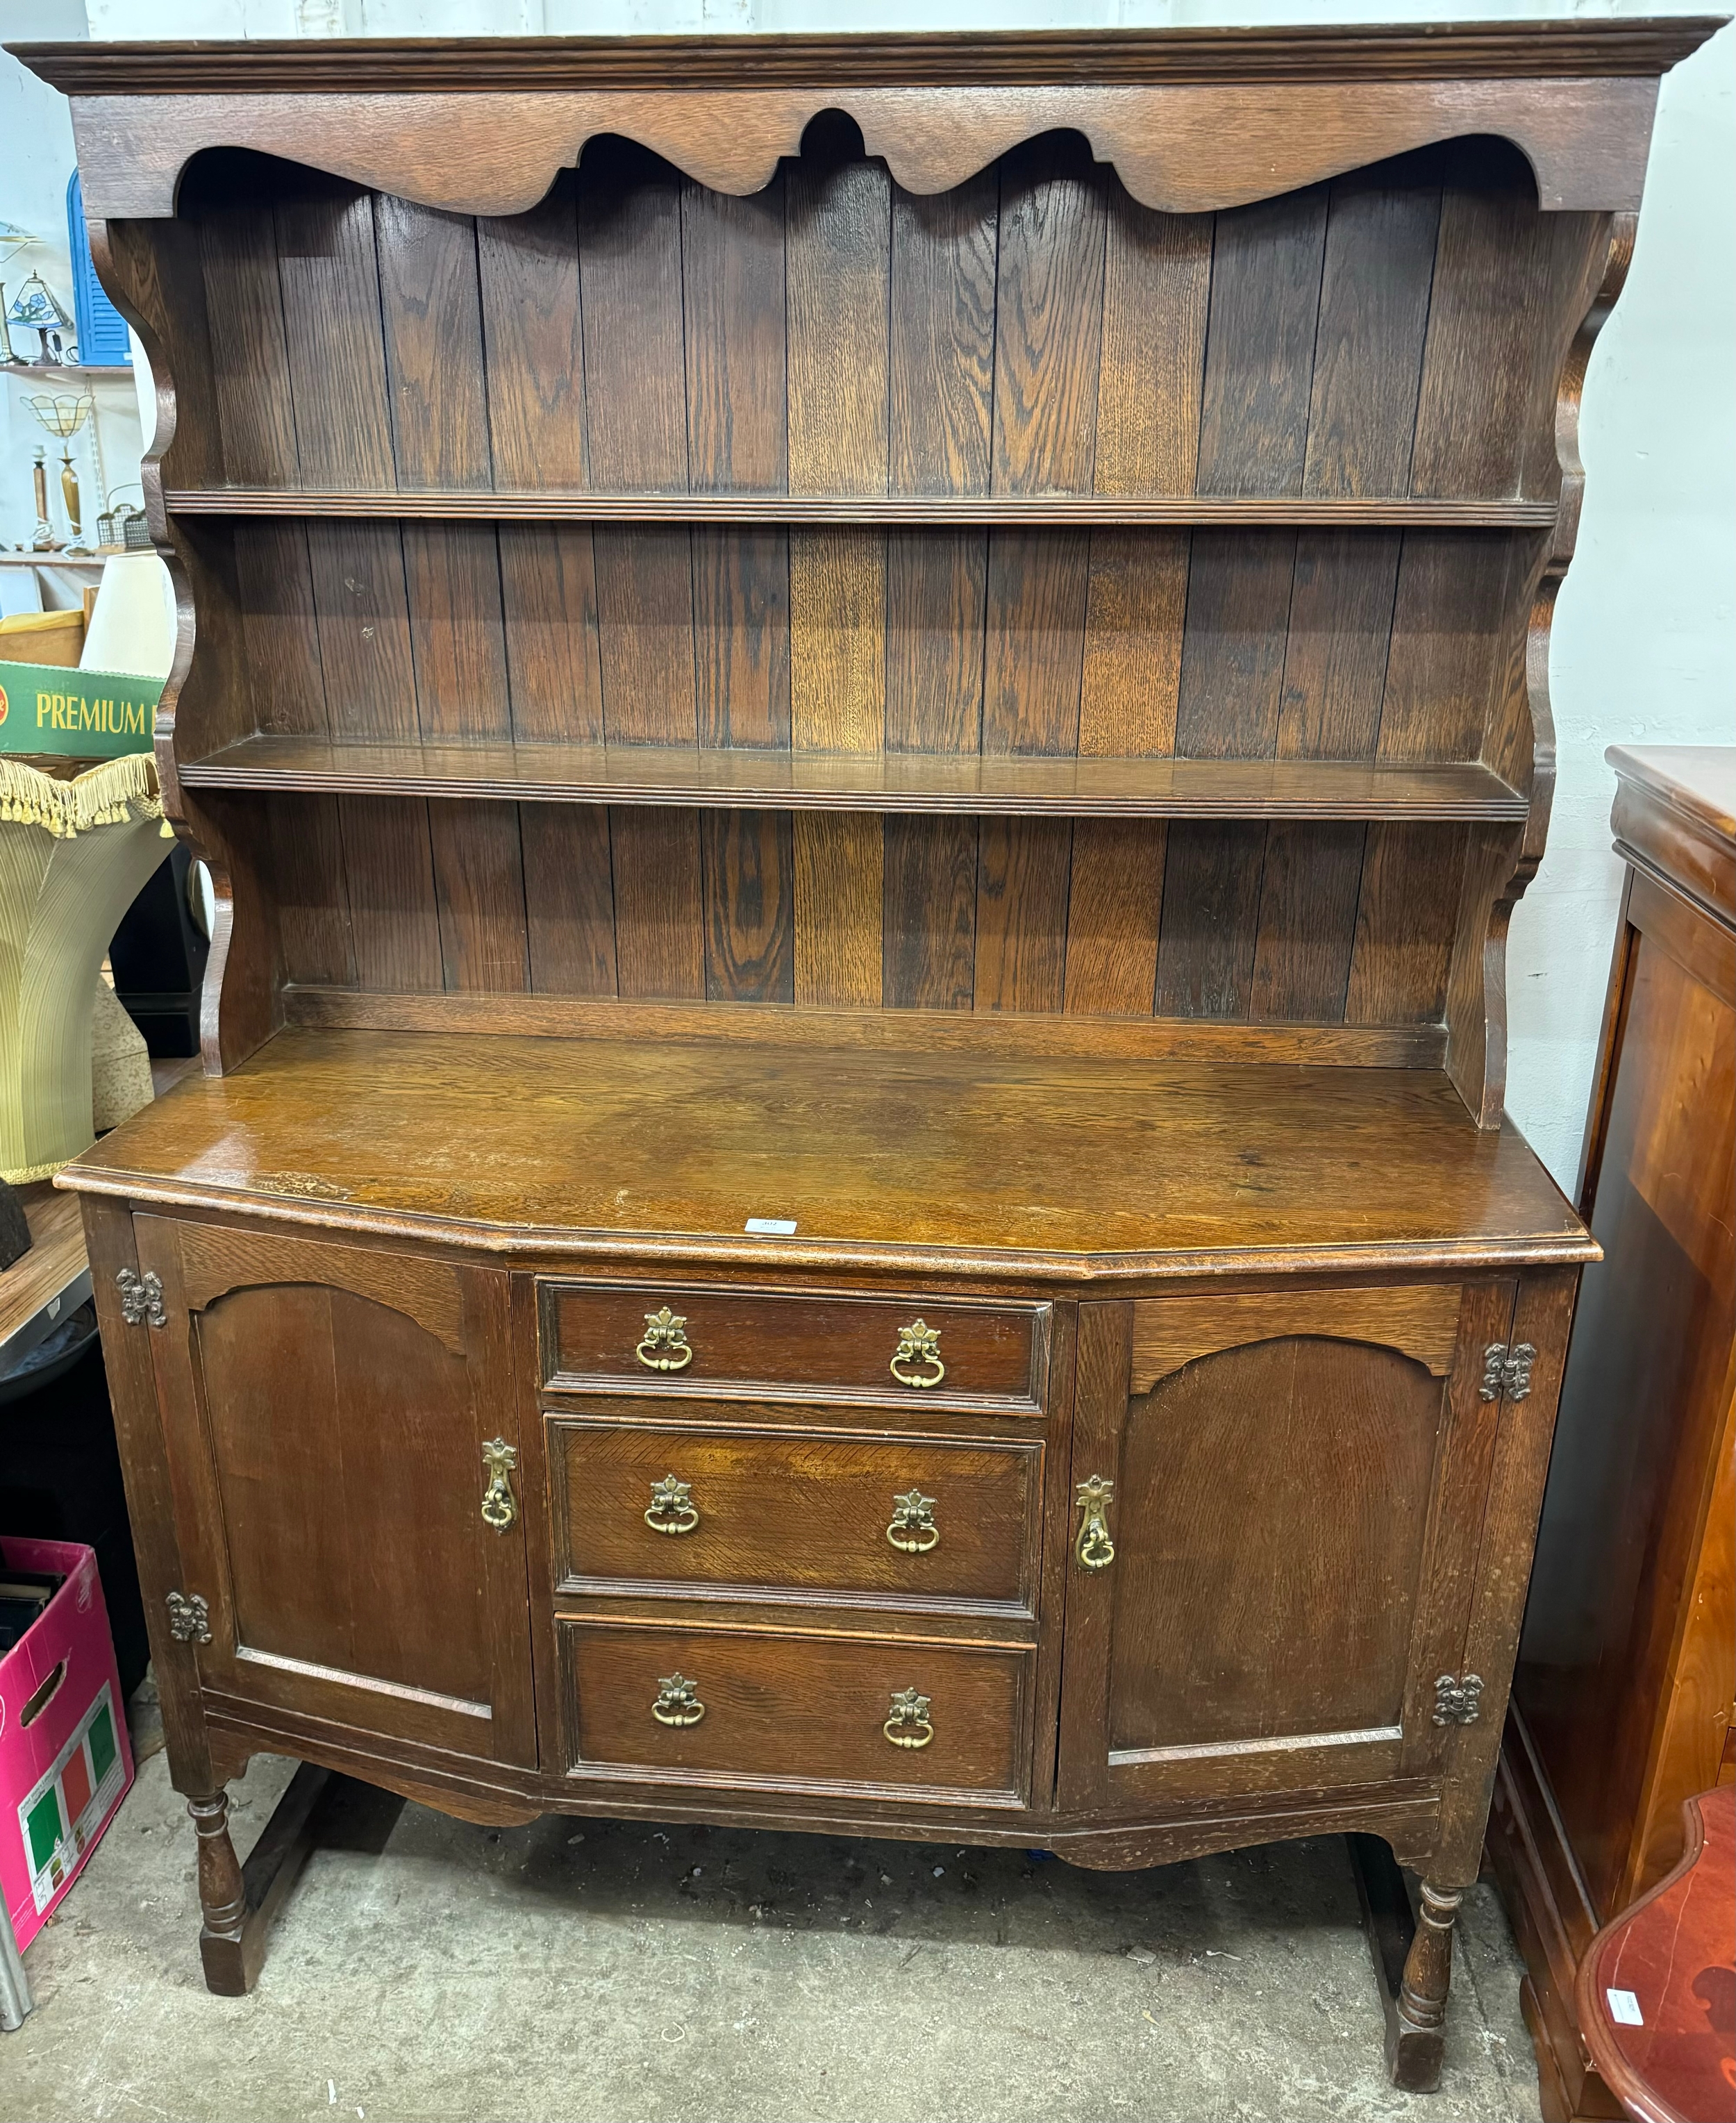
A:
[1389,1881,1462,2090]
[188,1790,249,1995]
[187,1765,335,1997]
[1347,1834,1466,2093]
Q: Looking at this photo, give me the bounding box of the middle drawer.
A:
[548,1413,1042,1612]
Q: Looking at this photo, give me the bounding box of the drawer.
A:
[558,1619,1030,1803]
[549,1415,1041,1610]
[540,1282,1048,1413]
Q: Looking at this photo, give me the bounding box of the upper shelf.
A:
[164,488,1559,529]
[181,734,1527,821]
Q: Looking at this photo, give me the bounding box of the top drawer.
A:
[540,1283,1049,1414]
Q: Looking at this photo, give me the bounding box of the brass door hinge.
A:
[116,1267,167,1329]
[165,1590,211,1644]
[1479,1342,1536,1402]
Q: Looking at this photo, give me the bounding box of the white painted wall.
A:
[5,2,1730,1183]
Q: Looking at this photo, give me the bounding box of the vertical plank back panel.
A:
[522,806,617,998]
[794,815,883,1008]
[375,197,492,491]
[611,808,706,1001]
[269,794,354,989]
[701,811,795,1003]
[787,146,890,755]
[1411,155,1558,500]
[428,798,529,994]
[477,178,587,488]
[685,179,792,759]
[883,817,977,1012]
[274,174,396,488]
[197,181,300,485]
[337,794,441,994]
[579,140,696,748]
[499,524,605,744]
[885,173,995,755]
[1067,190,1207,1011]
[1195,187,1328,498]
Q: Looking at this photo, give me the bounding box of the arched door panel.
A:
[1058,1282,1518,1810]
[135,1217,534,1767]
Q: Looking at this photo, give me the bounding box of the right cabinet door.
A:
[1058,1282,1518,1810]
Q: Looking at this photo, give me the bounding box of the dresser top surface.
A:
[60,1024,1592,1284]
[1608,745,1736,849]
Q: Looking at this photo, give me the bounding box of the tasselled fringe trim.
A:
[0,753,174,838]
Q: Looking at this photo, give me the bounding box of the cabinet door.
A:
[1058,1283,1517,1810]
[135,1217,535,1767]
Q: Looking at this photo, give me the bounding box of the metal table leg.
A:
[0,1896,32,2031]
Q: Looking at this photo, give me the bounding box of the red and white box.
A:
[0,1537,135,1954]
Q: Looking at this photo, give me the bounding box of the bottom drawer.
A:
[558,1620,1031,1805]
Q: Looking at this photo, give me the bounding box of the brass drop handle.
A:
[883,1686,934,1750]
[1074,1475,1115,1570]
[480,1438,518,1533]
[652,1672,705,1727]
[886,1488,940,1554]
[637,1304,693,1373]
[646,1474,700,1536]
[890,1318,945,1390]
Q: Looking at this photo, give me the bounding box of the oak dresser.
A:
[12,19,1719,2093]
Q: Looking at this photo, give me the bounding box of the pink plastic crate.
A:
[0,1538,135,1954]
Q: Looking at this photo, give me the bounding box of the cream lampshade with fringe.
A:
[0,754,172,1183]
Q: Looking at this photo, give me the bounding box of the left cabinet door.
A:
[133,1216,536,1767]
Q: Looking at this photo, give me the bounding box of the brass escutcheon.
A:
[885,1488,940,1554]
[883,1686,935,1749]
[652,1672,705,1727]
[1074,1474,1115,1570]
[645,1474,701,1536]
[890,1318,945,1390]
[636,1305,694,1372]
[480,1438,518,1533]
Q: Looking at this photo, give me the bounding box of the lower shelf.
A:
[178,734,1528,821]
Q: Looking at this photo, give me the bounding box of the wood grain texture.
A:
[336,794,440,994]
[198,183,299,485]
[521,803,617,996]
[1196,185,1328,498]
[498,524,605,744]
[578,138,687,490]
[273,174,395,490]
[1109,1338,1439,1750]
[883,817,976,1012]
[1061,819,1165,1018]
[549,1417,1040,1606]
[793,813,882,1008]
[610,806,706,1001]
[991,135,1105,497]
[170,489,1560,527]
[701,808,794,1004]
[428,798,528,994]
[374,193,492,490]
[181,735,1529,820]
[28,24,1714,93]
[477,176,587,487]
[974,818,1072,1014]
[788,144,890,754]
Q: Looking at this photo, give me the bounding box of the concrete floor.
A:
[7,1702,1546,2123]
